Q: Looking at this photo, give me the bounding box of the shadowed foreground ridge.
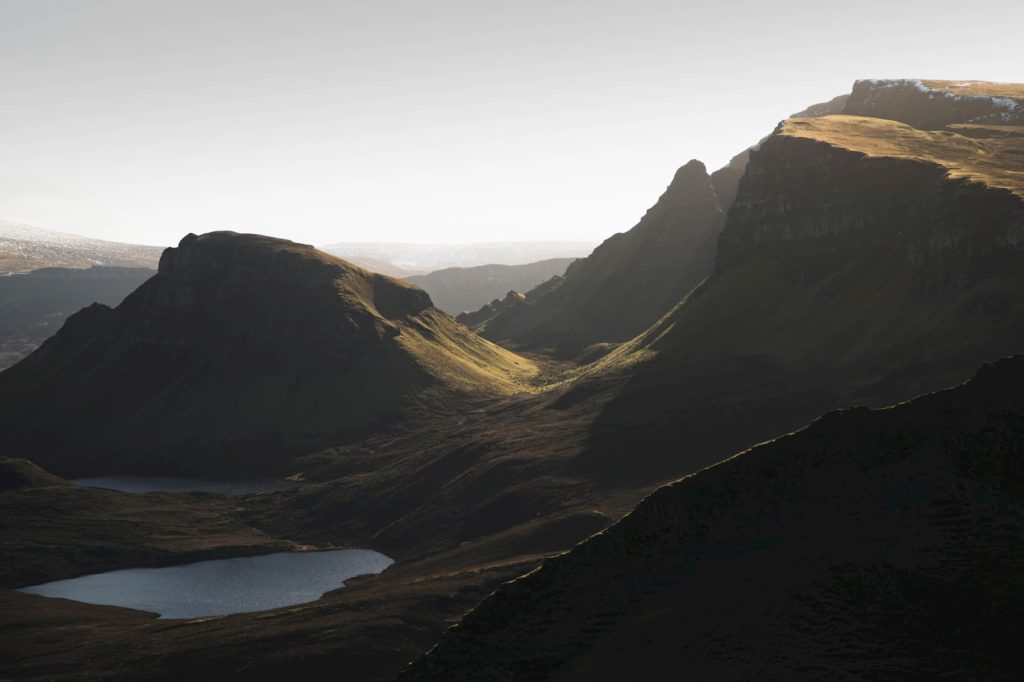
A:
[0,231,535,477]
[404,356,1024,680]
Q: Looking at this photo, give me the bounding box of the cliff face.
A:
[467,160,726,357]
[709,93,851,212]
[0,232,535,477]
[403,357,1024,680]
[562,114,1024,492]
[637,119,1024,396]
[844,79,1024,128]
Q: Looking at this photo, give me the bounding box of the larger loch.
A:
[19,549,394,619]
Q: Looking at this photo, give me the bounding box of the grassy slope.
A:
[782,116,1024,196]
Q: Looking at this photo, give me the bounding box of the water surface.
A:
[73,476,297,495]
[19,549,393,618]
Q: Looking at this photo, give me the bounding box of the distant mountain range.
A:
[0,221,163,274]
[320,240,597,271]
[408,258,575,314]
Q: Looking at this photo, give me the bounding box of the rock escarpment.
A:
[568,112,1024,489]
[466,160,726,357]
[404,357,1024,680]
[0,232,535,477]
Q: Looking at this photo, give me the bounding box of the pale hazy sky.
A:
[2,0,1022,247]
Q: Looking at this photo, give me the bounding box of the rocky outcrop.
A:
[456,289,529,329]
[470,160,726,357]
[403,357,1024,680]
[0,232,535,477]
[844,79,1024,128]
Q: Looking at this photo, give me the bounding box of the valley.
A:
[3,77,1024,680]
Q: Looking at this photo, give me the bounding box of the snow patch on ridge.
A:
[855,79,1023,115]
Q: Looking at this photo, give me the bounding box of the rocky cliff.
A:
[0,232,535,477]
[466,160,726,357]
[564,112,1024,491]
[403,357,1024,680]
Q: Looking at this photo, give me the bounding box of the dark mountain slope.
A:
[0,265,154,370]
[0,232,535,477]
[408,258,574,315]
[404,356,1024,680]
[468,160,725,356]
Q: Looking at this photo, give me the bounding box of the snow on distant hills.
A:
[0,221,164,274]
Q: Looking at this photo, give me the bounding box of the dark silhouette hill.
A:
[464,160,726,357]
[404,357,1024,680]
[0,265,154,370]
[408,258,575,315]
[0,232,535,477]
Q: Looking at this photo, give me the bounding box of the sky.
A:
[1,0,1022,247]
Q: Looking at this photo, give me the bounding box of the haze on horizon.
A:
[2,0,1021,248]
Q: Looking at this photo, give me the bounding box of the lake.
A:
[73,476,298,495]
[18,549,394,619]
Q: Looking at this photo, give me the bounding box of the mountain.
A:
[0,221,163,274]
[464,161,726,357]
[462,94,853,360]
[403,357,1024,680]
[0,232,536,477]
[408,258,575,315]
[320,240,597,272]
[576,111,1024,486]
[0,266,155,370]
